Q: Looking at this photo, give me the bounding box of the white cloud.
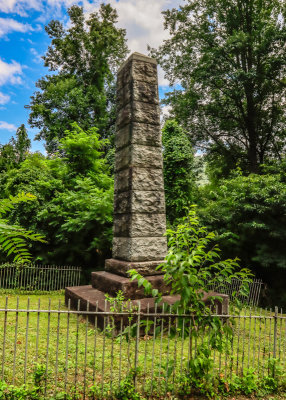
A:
[0,0,89,17]
[30,48,43,64]
[0,92,10,104]
[0,0,180,67]
[161,104,172,117]
[0,17,33,37]
[0,59,23,86]
[0,0,41,16]
[0,0,180,88]
[108,0,180,55]
[0,121,17,131]
[84,0,181,85]
[158,66,170,87]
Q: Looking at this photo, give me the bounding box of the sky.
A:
[0,0,180,153]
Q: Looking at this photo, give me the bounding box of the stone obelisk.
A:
[105,52,167,277]
[65,52,228,313]
[65,53,169,308]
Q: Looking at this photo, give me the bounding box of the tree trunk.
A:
[247,139,259,173]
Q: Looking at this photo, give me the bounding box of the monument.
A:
[65,53,171,310]
[65,52,228,314]
[106,52,167,276]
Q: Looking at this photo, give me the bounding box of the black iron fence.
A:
[207,277,263,306]
[0,297,285,398]
[0,264,81,292]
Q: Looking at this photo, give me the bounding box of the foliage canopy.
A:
[0,124,113,267]
[27,4,128,153]
[162,120,196,224]
[0,125,30,173]
[153,0,286,173]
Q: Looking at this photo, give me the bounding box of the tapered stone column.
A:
[65,52,229,315]
[105,52,167,277]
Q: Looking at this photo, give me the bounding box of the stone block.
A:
[133,101,160,126]
[115,124,131,150]
[116,103,132,129]
[112,237,167,261]
[115,123,161,150]
[114,167,164,193]
[117,81,158,111]
[115,144,163,172]
[91,271,170,299]
[65,285,229,329]
[117,60,131,90]
[117,101,160,129]
[131,60,157,85]
[133,81,158,104]
[117,53,157,90]
[113,213,166,237]
[105,258,165,276]
[114,190,165,214]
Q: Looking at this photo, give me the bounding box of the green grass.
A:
[0,293,285,399]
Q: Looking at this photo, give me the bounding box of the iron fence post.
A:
[273,306,278,360]
[134,301,141,390]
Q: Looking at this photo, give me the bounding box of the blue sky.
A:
[0,0,180,153]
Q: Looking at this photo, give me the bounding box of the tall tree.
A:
[11,124,31,164]
[153,0,286,173]
[27,4,128,153]
[0,124,31,172]
[162,120,196,223]
[0,144,16,173]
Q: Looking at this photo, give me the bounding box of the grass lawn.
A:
[0,292,285,399]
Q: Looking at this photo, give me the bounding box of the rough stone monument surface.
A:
[65,52,229,315]
[106,52,167,277]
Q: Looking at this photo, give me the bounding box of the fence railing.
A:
[0,264,81,291]
[207,278,263,306]
[0,297,285,398]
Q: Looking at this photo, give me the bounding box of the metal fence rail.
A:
[0,297,285,398]
[0,264,81,291]
[207,278,263,306]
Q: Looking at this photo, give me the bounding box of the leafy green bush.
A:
[0,193,46,263]
[0,124,113,268]
[130,208,252,397]
[131,207,252,315]
[162,120,197,224]
[198,167,286,306]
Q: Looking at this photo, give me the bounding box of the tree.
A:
[162,120,196,223]
[0,124,113,267]
[197,166,286,306]
[153,0,286,173]
[27,4,128,153]
[0,124,31,173]
[12,124,31,164]
[0,144,16,173]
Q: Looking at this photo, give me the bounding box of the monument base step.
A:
[91,270,170,299]
[65,284,180,325]
[105,258,165,277]
[65,282,229,322]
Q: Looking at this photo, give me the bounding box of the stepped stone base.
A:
[65,271,229,317]
[65,285,179,314]
[105,258,165,277]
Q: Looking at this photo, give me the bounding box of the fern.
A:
[0,193,46,264]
